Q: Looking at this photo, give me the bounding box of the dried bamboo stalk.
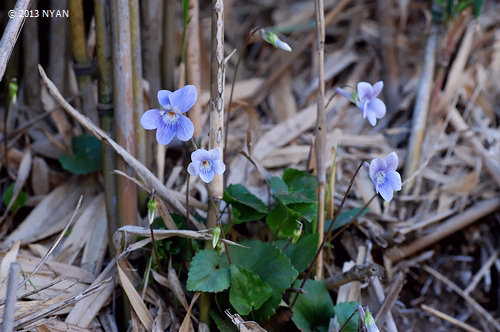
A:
[201,0,225,325]
[68,0,97,123]
[2,263,20,332]
[186,0,203,136]
[94,0,119,252]
[387,198,500,263]
[403,27,438,194]
[22,9,40,109]
[110,0,138,227]
[313,0,327,281]
[129,0,147,207]
[0,0,31,82]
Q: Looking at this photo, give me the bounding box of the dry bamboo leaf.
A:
[0,148,32,223]
[225,310,267,332]
[152,299,171,332]
[55,194,104,264]
[80,200,107,274]
[117,263,153,331]
[0,240,20,296]
[199,78,263,107]
[269,72,297,122]
[7,177,87,244]
[31,156,50,195]
[150,258,189,312]
[178,292,200,332]
[65,259,116,328]
[19,196,84,291]
[36,319,93,332]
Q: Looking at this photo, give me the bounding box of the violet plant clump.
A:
[140,85,196,145]
[187,147,226,184]
[367,152,402,202]
[336,81,386,126]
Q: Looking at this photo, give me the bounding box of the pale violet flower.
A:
[187,148,226,183]
[358,306,380,332]
[140,85,196,145]
[259,30,292,52]
[368,152,401,202]
[336,81,386,126]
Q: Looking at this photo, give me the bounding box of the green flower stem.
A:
[290,161,367,309]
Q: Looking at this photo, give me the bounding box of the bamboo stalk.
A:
[129,0,147,208]
[48,0,72,149]
[95,0,118,251]
[0,0,31,82]
[110,0,138,227]
[68,0,98,124]
[22,7,40,110]
[186,0,203,136]
[403,27,438,194]
[313,0,327,281]
[200,0,225,325]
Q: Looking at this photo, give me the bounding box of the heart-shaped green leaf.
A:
[187,249,230,292]
[229,264,272,315]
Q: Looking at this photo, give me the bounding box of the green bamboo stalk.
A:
[95,0,118,252]
[313,0,327,280]
[200,0,225,326]
[68,0,98,124]
[110,0,138,227]
[129,0,147,208]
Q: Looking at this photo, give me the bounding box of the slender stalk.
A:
[338,308,358,332]
[149,223,164,275]
[313,0,327,280]
[200,0,225,325]
[129,0,147,208]
[110,0,138,227]
[95,0,118,253]
[68,0,98,123]
[290,162,366,309]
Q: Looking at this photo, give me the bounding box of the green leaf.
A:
[222,240,298,320]
[224,184,268,213]
[292,280,334,332]
[229,264,272,315]
[473,0,484,18]
[224,184,267,223]
[282,168,318,198]
[59,135,102,174]
[270,176,316,205]
[288,202,317,223]
[324,207,369,232]
[275,233,319,273]
[187,250,230,292]
[333,302,359,332]
[2,183,27,213]
[210,311,238,332]
[266,204,300,237]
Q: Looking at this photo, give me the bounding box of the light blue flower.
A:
[259,30,292,52]
[140,85,196,145]
[187,148,226,183]
[358,305,380,332]
[368,152,401,202]
[336,81,386,126]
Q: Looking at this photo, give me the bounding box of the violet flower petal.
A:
[191,149,210,162]
[187,161,200,177]
[176,116,194,141]
[158,90,172,109]
[156,123,176,145]
[140,109,161,129]
[212,160,226,174]
[372,81,384,98]
[357,82,372,101]
[199,167,215,183]
[384,152,398,171]
[168,85,197,113]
